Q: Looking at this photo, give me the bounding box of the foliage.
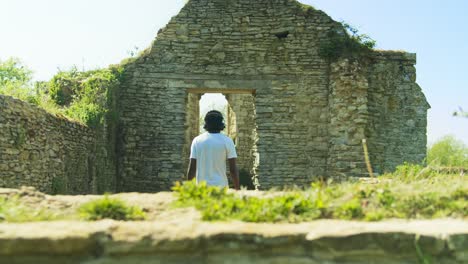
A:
[78,195,146,221]
[319,22,376,61]
[0,57,124,128]
[0,196,59,222]
[47,66,123,127]
[172,169,467,223]
[427,136,468,167]
[0,57,32,85]
[0,57,38,104]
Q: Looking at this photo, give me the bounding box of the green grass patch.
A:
[78,195,146,221]
[172,166,467,223]
[0,196,60,222]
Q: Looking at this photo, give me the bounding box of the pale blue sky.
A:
[1,0,467,144]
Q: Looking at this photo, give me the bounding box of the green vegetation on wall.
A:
[46,67,124,128]
[319,22,376,61]
[0,57,125,129]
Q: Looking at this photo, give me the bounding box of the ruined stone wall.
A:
[327,59,369,179]
[366,52,430,174]
[226,94,257,184]
[0,95,116,194]
[327,54,429,178]
[117,75,187,192]
[0,0,430,193]
[118,0,337,190]
[116,0,428,190]
[183,92,201,175]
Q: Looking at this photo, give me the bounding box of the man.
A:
[186,110,240,190]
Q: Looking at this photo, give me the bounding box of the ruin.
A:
[0,0,429,193]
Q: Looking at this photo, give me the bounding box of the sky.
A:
[1,0,467,145]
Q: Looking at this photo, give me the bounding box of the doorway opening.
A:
[199,93,228,134]
[184,90,259,189]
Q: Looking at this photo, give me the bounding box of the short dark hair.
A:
[203,110,225,133]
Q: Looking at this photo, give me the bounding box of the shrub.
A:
[392,163,435,182]
[78,195,146,221]
[0,57,37,103]
[1,57,124,128]
[427,136,468,167]
[46,67,123,127]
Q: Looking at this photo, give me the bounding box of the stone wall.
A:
[0,95,116,194]
[327,59,370,179]
[366,52,430,174]
[116,0,428,190]
[0,0,430,193]
[117,0,338,190]
[226,93,258,186]
[0,219,466,264]
[327,54,430,177]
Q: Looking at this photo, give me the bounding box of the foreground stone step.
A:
[0,219,466,264]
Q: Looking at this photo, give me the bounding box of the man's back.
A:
[190,132,237,187]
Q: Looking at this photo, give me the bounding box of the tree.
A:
[0,57,36,103]
[0,57,32,86]
[427,135,468,167]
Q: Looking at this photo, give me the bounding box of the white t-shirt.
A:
[190,132,237,187]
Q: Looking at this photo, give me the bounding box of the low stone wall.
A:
[0,219,465,264]
[0,95,114,194]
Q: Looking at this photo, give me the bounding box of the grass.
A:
[0,195,146,222]
[0,196,60,223]
[172,165,467,223]
[1,164,465,223]
[78,195,146,221]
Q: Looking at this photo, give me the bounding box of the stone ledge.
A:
[0,219,466,263]
[371,50,417,63]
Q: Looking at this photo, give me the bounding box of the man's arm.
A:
[187,158,197,181]
[228,158,240,190]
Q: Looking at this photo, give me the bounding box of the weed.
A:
[78,195,146,221]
